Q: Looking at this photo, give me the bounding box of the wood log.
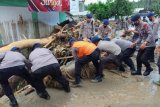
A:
[57,56,73,60]
[43,37,56,48]
[0,37,53,53]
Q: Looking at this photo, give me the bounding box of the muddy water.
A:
[0,67,160,107]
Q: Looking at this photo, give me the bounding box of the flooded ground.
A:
[0,64,160,107]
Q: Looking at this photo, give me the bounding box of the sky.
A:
[85,0,139,5]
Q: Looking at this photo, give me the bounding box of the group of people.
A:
[0,44,70,107]
[70,12,160,87]
[0,12,160,107]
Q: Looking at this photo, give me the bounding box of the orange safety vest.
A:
[72,41,97,58]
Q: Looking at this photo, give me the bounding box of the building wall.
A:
[0,6,32,22]
[0,6,60,45]
[70,0,85,15]
[70,0,80,12]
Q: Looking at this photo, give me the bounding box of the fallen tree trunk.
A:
[0,37,53,52]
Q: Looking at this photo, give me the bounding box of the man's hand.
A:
[101,52,108,58]
[155,46,160,54]
[127,29,134,33]
[130,42,136,48]
[140,42,147,49]
[127,29,138,34]
[104,32,108,35]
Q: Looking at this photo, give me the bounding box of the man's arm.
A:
[96,26,102,36]
[145,24,154,44]
[0,52,6,62]
[79,22,84,37]
[71,47,78,60]
[92,21,95,35]
[152,23,159,36]
[128,29,139,34]
[106,26,112,35]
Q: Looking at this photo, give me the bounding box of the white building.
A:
[70,0,88,16]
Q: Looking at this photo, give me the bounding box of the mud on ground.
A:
[0,65,160,107]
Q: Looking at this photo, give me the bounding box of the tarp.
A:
[28,0,70,12]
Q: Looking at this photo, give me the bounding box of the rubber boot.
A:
[8,95,18,107]
[37,90,50,100]
[63,82,70,93]
[143,67,153,76]
[131,67,142,75]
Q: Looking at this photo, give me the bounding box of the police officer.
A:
[29,43,70,100]
[121,18,129,30]
[147,12,160,62]
[79,13,95,39]
[69,38,101,87]
[97,19,112,39]
[130,14,156,76]
[91,36,125,76]
[112,38,136,74]
[0,47,35,107]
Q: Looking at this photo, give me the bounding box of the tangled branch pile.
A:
[0,20,118,94]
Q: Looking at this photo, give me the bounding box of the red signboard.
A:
[28,0,70,12]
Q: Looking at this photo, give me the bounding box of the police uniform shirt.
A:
[80,20,95,38]
[0,52,5,60]
[150,19,160,40]
[97,40,121,55]
[135,22,156,47]
[29,48,58,72]
[0,51,26,69]
[98,24,112,38]
[112,38,133,51]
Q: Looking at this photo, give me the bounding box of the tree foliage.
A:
[86,0,133,20]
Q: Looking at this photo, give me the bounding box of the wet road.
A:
[0,66,160,107]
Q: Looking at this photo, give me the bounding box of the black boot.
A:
[8,95,18,107]
[37,91,50,100]
[118,64,125,72]
[63,81,70,93]
[143,68,153,76]
[131,68,142,75]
